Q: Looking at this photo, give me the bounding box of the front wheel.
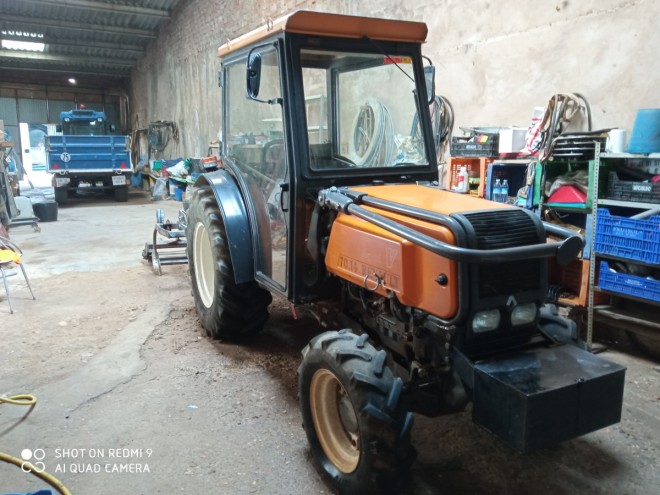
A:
[298,330,415,494]
[186,186,271,340]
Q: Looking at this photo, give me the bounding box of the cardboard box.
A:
[498,127,527,154]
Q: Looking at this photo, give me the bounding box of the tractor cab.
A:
[214,11,438,301]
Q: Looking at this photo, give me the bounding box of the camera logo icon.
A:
[21,448,46,473]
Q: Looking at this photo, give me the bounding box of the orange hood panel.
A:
[349,183,511,215]
[324,184,500,320]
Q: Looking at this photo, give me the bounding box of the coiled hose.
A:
[0,394,72,495]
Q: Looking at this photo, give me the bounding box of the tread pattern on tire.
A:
[186,186,271,340]
[299,329,415,494]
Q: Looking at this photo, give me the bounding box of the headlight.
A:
[472,309,500,333]
[511,302,538,326]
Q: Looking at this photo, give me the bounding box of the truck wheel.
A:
[298,330,415,494]
[114,185,129,202]
[54,187,68,205]
[186,186,271,340]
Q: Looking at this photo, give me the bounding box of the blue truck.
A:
[46,109,132,203]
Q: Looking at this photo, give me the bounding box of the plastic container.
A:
[456,166,469,193]
[599,261,660,302]
[606,171,660,204]
[628,108,660,154]
[493,179,502,202]
[594,209,660,264]
[32,201,58,222]
[451,135,499,157]
[501,179,509,203]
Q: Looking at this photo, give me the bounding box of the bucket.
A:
[628,108,660,154]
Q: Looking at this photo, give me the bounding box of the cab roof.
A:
[217,10,428,58]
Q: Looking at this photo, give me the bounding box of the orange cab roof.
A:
[218,10,428,57]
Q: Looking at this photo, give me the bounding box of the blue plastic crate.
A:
[599,261,660,302]
[594,209,660,265]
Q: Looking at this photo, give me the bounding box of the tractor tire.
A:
[114,185,129,202]
[298,330,415,494]
[186,186,271,340]
[54,186,68,205]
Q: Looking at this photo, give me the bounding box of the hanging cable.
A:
[411,94,454,155]
[349,100,396,167]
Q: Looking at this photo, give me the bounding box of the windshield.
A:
[62,120,106,136]
[301,48,428,170]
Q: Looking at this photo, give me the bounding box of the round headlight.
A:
[511,302,538,326]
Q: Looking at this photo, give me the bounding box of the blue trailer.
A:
[46,109,132,203]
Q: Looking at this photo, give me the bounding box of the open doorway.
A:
[19,123,52,188]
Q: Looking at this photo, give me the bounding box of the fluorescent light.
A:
[68,78,77,84]
[1,39,46,51]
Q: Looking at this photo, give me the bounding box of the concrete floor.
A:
[0,188,658,494]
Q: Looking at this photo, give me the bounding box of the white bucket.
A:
[606,128,627,153]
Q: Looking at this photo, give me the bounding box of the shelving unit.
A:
[585,145,660,351]
[539,156,604,308]
[448,156,495,197]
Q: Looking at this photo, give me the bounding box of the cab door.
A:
[224,44,289,290]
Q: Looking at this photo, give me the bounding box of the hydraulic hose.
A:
[0,394,72,495]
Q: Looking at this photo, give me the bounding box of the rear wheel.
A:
[114,185,129,202]
[298,330,415,494]
[186,186,271,340]
[54,186,68,205]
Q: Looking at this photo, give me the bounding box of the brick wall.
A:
[129,0,658,162]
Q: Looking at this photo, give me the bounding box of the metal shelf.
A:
[586,145,660,349]
[597,198,660,210]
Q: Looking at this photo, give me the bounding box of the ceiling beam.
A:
[0,49,134,68]
[0,15,158,38]
[0,64,129,79]
[0,33,145,54]
[22,0,172,19]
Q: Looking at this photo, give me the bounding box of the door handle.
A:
[280,182,289,212]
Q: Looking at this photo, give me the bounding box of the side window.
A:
[226,48,284,165]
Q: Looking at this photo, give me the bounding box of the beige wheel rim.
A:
[310,369,360,474]
[193,222,215,308]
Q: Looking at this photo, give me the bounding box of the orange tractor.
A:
[185,11,625,494]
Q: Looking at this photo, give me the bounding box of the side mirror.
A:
[247,50,262,100]
[424,65,436,103]
[56,124,62,133]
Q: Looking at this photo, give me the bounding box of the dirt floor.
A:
[1,188,659,494]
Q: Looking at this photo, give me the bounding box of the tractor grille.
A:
[463,209,540,249]
[462,210,544,298]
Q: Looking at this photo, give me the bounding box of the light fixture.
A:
[68,78,77,84]
[1,30,46,52]
[1,39,45,51]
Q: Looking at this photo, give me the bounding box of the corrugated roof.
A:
[0,0,182,90]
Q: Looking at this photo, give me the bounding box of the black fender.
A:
[194,169,254,284]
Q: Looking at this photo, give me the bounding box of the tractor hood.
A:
[349,183,511,216]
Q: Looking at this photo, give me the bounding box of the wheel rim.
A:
[310,369,360,474]
[193,222,215,308]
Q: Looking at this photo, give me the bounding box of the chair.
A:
[0,236,36,313]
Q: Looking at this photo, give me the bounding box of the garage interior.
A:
[1,1,659,494]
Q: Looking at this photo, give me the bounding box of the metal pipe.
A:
[320,188,583,265]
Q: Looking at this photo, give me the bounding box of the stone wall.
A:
[129,0,658,161]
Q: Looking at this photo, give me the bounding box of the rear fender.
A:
[194,170,254,284]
